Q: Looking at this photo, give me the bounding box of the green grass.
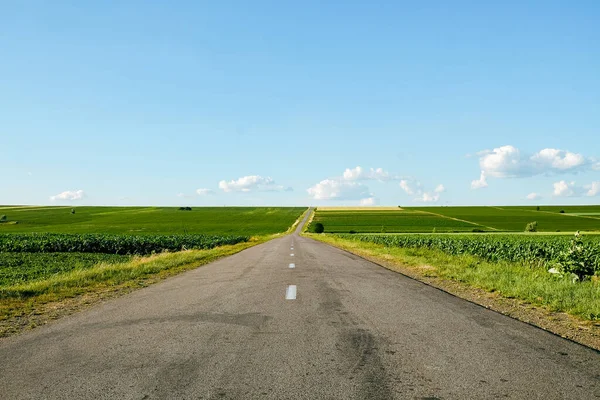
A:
[310,209,479,233]
[310,206,600,233]
[309,234,600,321]
[408,206,600,232]
[336,233,600,272]
[0,253,131,286]
[0,206,307,235]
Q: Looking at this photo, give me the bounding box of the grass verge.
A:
[0,238,266,337]
[306,233,600,350]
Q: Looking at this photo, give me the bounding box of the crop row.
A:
[0,233,248,255]
[337,233,600,271]
[0,252,131,286]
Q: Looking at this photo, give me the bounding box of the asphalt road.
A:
[1,214,599,399]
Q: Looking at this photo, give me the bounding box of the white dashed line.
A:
[290,253,294,257]
[285,285,297,300]
[289,263,295,269]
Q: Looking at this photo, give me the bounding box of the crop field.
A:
[0,207,305,297]
[311,206,600,233]
[310,209,478,233]
[338,233,600,271]
[0,206,306,235]
[0,253,131,287]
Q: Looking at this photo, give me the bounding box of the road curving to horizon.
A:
[1,211,598,399]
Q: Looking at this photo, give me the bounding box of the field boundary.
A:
[416,209,499,231]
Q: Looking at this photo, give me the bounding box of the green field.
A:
[0,206,306,235]
[0,206,306,315]
[311,206,600,233]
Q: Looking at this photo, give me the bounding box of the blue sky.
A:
[2,1,599,206]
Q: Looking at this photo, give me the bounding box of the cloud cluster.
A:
[307,179,371,200]
[219,175,291,193]
[50,190,85,201]
[196,188,215,195]
[308,166,445,204]
[472,145,599,189]
[399,180,445,203]
[552,180,600,197]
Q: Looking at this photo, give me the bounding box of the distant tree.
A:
[71,208,76,214]
[186,207,192,211]
[536,206,540,211]
[525,221,538,232]
[313,223,324,234]
[560,210,565,213]
[0,215,6,222]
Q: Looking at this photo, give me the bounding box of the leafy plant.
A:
[0,215,6,222]
[553,232,598,281]
[525,221,538,232]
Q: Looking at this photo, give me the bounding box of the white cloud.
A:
[526,192,541,200]
[196,188,215,195]
[418,192,440,203]
[343,166,391,181]
[471,171,488,189]
[553,180,579,197]
[219,175,290,192]
[309,165,443,204]
[307,179,371,200]
[50,190,85,201]
[473,145,597,186]
[359,197,378,206]
[585,182,600,197]
[553,180,600,197]
[399,180,416,195]
[399,179,444,203]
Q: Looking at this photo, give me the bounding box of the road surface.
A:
[1,213,598,399]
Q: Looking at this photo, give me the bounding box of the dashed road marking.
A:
[285,285,297,300]
[289,263,295,269]
[290,253,294,257]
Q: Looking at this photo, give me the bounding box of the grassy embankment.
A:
[308,233,600,321]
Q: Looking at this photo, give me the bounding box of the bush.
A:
[536,206,540,211]
[349,230,357,234]
[560,210,565,213]
[313,223,324,234]
[525,221,538,232]
[0,215,6,222]
[71,208,75,214]
[472,228,484,233]
[178,207,192,211]
[553,232,598,281]
[432,227,437,233]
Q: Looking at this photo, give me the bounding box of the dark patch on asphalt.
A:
[316,281,393,399]
[340,328,393,400]
[152,355,203,399]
